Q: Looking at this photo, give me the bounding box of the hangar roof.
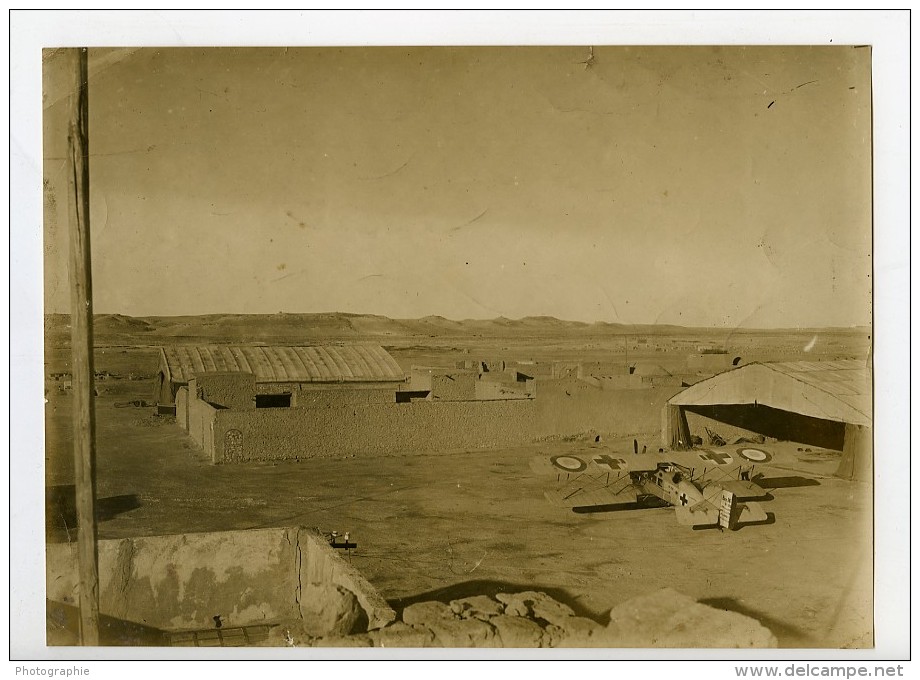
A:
[160,345,405,384]
[668,359,871,426]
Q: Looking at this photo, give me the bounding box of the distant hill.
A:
[43,312,872,347]
[96,313,155,333]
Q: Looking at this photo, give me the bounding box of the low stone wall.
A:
[195,372,257,410]
[190,383,681,463]
[210,400,539,463]
[187,395,217,452]
[294,385,394,408]
[274,588,777,648]
[536,380,681,438]
[430,372,477,401]
[46,526,394,637]
[256,382,403,399]
[175,387,188,430]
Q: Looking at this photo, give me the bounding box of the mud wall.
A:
[475,380,533,400]
[641,375,684,387]
[200,384,679,462]
[430,372,477,401]
[187,393,217,452]
[298,528,395,630]
[579,361,630,377]
[255,381,402,397]
[294,385,394,408]
[536,380,681,438]
[210,400,539,462]
[45,526,394,634]
[195,372,257,410]
[175,387,188,429]
[581,375,644,389]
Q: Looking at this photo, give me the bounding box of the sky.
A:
[42,45,872,327]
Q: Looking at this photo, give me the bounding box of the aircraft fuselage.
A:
[633,464,703,508]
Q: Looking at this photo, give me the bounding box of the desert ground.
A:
[43,314,873,648]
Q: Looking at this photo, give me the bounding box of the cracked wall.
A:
[46,526,395,637]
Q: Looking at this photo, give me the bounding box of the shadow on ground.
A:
[573,497,670,515]
[755,476,821,490]
[699,596,810,646]
[734,512,776,530]
[46,599,167,646]
[45,486,141,542]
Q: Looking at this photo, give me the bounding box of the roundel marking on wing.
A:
[738,447,772,463]
[550,455,587,472]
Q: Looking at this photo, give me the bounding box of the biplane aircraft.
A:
[531,445,775,531]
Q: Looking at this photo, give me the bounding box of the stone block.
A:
[426,617,499,648]
[495,591,576,626]
[555,616,606,647]
[368,622,436,648]
[449,595,505,621]
[313,633,374,647]
[490,615,545,648]
[401,600,455,626]
[605,588,778,648]
[299,582,362,638]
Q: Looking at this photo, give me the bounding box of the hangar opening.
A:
[662,360,871,481]
[681,403,846,451]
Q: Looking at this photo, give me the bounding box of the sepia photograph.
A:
[10,10,910,665]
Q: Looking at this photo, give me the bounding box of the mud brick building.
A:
[163,345,679,464]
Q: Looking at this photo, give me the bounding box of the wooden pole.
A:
[64,46,100,646]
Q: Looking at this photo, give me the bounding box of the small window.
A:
[256,393,291,408]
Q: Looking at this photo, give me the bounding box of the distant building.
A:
[412,365,534,401]
[410,366,478,401]
[154,345,407,407]
[630,362,683,387]
[687,351,738,373]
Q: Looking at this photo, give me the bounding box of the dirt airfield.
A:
[44,320,873,648]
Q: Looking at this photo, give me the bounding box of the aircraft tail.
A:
[737,501,768,525]
[674,502,719,527]
[675,490,770,531]
[719,490,769,529]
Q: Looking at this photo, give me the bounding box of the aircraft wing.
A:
[531,451,653,477]
[544,472,637,508]
[532,445,774,476]
[717,480,768,499]
[668,445,773,468]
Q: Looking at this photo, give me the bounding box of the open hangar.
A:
[662,359,871,481]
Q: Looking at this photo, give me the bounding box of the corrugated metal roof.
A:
[668,359,870,426]
[160,345,405,384]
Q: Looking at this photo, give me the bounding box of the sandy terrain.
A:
[43,319,873,649]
